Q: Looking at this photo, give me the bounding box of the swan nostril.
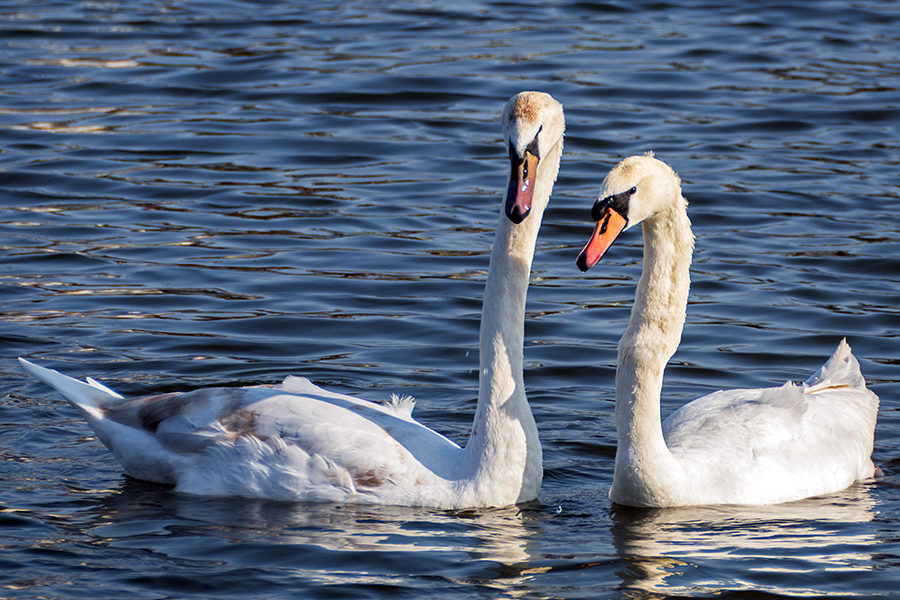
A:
[599,211,612,234]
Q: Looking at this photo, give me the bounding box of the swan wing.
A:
[661,341,878,503]
[19,359,461,503]
[662,382,810,458]
[155,385,460,504]
[802,337,867,393]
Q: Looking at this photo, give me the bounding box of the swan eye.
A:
[628,187,637,195]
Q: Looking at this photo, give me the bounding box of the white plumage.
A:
[20,91,566,509]
[577,154,879,507]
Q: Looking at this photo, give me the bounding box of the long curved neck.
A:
[462,142,560,501]
[612,193,693,502]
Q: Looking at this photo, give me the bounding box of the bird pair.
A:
[20,92,878,509]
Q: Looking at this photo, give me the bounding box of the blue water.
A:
[2,1,899,598]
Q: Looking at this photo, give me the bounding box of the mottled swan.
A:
[20,91,566,509]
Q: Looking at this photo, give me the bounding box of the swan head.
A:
[502,91,565,224]
[576,153,681,272]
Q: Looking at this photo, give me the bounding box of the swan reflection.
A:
[611,483,879,596]
[78,478,542,590]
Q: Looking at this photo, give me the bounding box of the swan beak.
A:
[576,208,628,272]
[505,150,539,224]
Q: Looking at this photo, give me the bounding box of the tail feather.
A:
[18,358,123,412]
[803,339,866,393]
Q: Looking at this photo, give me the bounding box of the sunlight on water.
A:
[610,488,880,596]
[2,0,899,598]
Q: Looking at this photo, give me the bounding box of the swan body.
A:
[577,153,879,507]
[20,91,566,509]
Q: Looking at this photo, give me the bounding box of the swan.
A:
[576,153,879,507]
[18,91,566,509]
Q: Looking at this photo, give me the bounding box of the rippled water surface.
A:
[2,1,900,598]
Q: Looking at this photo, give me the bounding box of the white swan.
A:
[19,91,566,509]
[576,153,879,507]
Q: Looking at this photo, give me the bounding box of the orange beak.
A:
[576,207,628,272]
[505,150,539,224]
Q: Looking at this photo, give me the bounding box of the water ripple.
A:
[2,0,900,598]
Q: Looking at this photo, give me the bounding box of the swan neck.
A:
[461,141,560,500]
[614,193,693,487]
[622,196,694,360]
[478,208,536,400]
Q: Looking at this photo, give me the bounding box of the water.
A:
[1,0,899,597]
